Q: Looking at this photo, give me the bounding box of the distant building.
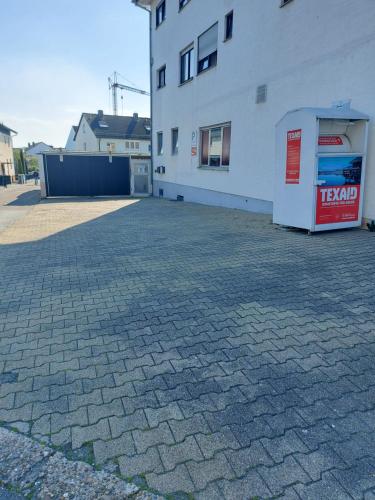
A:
[0,123,17,181]
[67,110,151,155]
[133,0,375,222]
[25,142,54,156]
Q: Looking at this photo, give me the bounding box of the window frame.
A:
[171,128,179,155]
[225,10,233,41]
[156,0,166,27]
[157,65,166,89]
[280,0,294,6]
[180,44,194,85]
[157,131,164,156]
[199,122,231,169]
[179,0,191,11]
[197,23,218,75]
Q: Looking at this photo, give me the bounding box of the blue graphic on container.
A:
[318,156,362,187]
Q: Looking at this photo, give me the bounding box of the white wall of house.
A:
[26,142,53,155]
[74,117,98,152]
[0,131,15,178]
[65,128,77,150]
[73,116,151,155]
[97,138,151,155]
[148,0,375,220]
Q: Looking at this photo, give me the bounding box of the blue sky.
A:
[0,0,150,147]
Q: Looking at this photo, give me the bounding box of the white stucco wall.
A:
[149,0,375,219]
[73,117,151,155]
[74,117,98,152]
[65,128,77,150]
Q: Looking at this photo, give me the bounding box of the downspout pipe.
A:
[133,1,153,196]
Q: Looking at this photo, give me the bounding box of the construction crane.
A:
[108,71,150,116]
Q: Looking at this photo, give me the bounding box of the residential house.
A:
[65,126,78,150]
[132,0,375,222]
[0,123,17,181]
[69,110,151,155]
[25,142,54,156]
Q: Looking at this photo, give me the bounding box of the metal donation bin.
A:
[273,104,369,232]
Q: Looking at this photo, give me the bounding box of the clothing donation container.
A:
[273,104,369,232]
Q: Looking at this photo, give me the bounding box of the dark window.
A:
[179,0,190,10]
[198,23,218,74]
[280,0,293,6]
[171,128,179,155]
[156,0,166,27]
[225,11,233,40]
[157,132,163,155]
[180,45,194,84]
[157,66,166,88]
[200,123,231,168]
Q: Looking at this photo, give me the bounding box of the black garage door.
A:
[44,154,131,196]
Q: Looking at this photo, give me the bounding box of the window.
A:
[256,84,267,104]
[135,142,140,150]
[200,123,231,168]
[171,128,179,155]
[156,0,166,27]
[157,65,166,88]
[179,0,190,10]
[157,132,163,155]
[225,11,233,41]
[125,141,130,148]
[180,45,194,84]
[130,141,135,149]
[198,23,218,74]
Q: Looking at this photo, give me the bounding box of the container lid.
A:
[278,105,369,123]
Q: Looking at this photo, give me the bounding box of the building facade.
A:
[0,123,17,181]
[68,111,151,156]
[133,0,375,221]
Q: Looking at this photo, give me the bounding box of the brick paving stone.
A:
[158,435,204,471]
[118,447,164,477]
[1,197,375,497]
[133,422,175,454]
[146,464,194,494]
[71,419,111,449]
[218,472,272,500]
[187,453,235,490]
[109,410,148,437]
[93,433,136,464]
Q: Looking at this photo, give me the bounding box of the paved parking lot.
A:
[0,193,374,499]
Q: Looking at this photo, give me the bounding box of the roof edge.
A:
[132,0,152,11]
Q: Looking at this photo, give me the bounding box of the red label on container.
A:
[316,185,360,225]
[318,136,343,146]
[286,129,302,184]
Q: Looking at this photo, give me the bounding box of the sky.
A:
[0,0,150,148]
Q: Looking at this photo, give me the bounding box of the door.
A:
[131,160,151,195]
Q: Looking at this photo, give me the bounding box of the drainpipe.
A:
[135,1,153,196]
[148,10,153,196]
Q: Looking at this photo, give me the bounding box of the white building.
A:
[0,123,17,181]
[133,0,375,222]
[25,142,54,156]
[65,126,78,150]
[67,110,151,156]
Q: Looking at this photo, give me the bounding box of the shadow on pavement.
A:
[6,189,40,207]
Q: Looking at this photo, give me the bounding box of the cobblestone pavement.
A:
[0,196,374,499]
[0,184,40,233]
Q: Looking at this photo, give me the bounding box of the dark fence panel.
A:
[44,155,130,197]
